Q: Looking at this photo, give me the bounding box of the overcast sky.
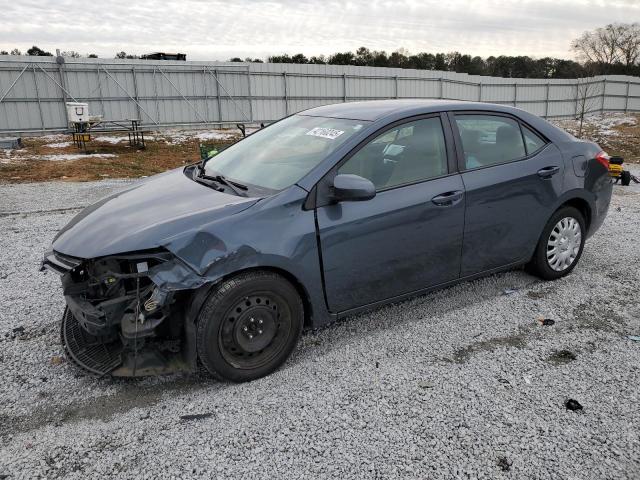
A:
[1,0,638,61]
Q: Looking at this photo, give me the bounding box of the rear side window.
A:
[338,117,448,190]
[455,115,526,169]
[522,125,546,154]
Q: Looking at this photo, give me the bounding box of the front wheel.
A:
[527,206,586,280]
[196,271,303,382]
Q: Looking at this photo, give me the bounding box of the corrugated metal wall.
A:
[1,56,638,134]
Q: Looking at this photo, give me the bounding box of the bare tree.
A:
[617,23,640,67]
[61,50,80,58]
[10,48,21,55]
[572,23,640,73]
[572,24,622,69]
[574,70,602,138]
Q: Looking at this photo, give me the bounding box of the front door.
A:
[316,115,466,312]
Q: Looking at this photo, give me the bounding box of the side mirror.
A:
[332,174,376,202]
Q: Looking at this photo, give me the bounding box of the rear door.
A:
[449,112,564,276]
[315,114,466,312]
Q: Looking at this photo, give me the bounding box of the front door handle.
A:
[537,166,560,179]
[431,190,464,206]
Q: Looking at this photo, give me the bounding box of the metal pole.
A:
[57,59,70,127]
[343,74,347,102]
[575,83,579,117]
[203,66,210,122]
[478,82,482,102]
[545,82,550,118]
[394,76,398,99]
[31,65,45,130]
[246,66,253,123]
[513,83,517,107]
[283,72,288,115]
[601,78,607,114]
[96,64,105,116]
[214,69,223,123]
[624,80,630,113]
[131,67,142,122]
[153,66,160,124]
[439,77,443,99]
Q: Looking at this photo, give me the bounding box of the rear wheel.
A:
[621,170,631,186]
[196,271,303,382]
[527,206,586,280]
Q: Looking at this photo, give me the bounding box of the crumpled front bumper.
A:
[42,250,203,377]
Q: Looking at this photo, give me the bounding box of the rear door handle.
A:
[537,166,560,178]
[431,190,464,206]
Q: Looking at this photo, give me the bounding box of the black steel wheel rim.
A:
[218,291,292,369]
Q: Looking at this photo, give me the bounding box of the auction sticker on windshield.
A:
[306,127,345,140]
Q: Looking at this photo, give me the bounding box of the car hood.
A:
[52,168,260,259]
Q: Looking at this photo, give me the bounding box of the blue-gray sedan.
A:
[43,100,613,381]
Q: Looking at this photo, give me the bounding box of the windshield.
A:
[203,115,368,190]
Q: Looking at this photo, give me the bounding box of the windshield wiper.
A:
[199,171,248,197]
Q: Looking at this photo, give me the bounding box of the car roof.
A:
[297,99,573,145]
[299,99,528,122]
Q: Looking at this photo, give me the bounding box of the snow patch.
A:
[160,129,239,145]
[38,153,118,161]
[46,142,72,148]
[92,136,130,144]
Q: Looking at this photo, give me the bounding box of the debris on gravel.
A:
[1,170,639,479]
[565,398,584,412]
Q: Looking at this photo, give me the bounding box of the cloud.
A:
[0,0,638,60]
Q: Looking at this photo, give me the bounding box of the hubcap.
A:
[218,293,291,369]
[546,217,581,272]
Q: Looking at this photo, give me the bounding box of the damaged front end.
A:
[42,249,201,377]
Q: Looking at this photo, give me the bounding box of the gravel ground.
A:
[1,171,639,479]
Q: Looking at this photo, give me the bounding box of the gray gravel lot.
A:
[1,172,639,479]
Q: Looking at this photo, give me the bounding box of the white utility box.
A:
[66,102,90,124]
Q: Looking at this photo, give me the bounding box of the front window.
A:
[338,117,448,190]
[204,115,368,191]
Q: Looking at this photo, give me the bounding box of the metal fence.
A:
[1,56,639,134]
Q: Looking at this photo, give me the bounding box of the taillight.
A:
[595,151,610,169]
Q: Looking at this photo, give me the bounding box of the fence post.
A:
[56,56,70,127]
[283,72,289,115]
[31,65,45,130]
[601,78,607,114]
[203,67,210,122]
[96,64,105,116]
[513,83,517,107]
[152,66,160,124]
[575,83,579,117]
[439,77,443,99]
[131,67,142,122]
[246,67,254,123]
[343,74,347,102]
[214,69,223,123]
[478,82,482,102]
[545,82,550,118]
[394,76,398,99]
[624,80,630,113]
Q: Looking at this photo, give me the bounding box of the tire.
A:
[526,206,586,280]
[621,170,631,186]
[196,271,303,382]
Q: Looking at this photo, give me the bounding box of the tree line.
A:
[258,23,640,79]
[2,23,638,78]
